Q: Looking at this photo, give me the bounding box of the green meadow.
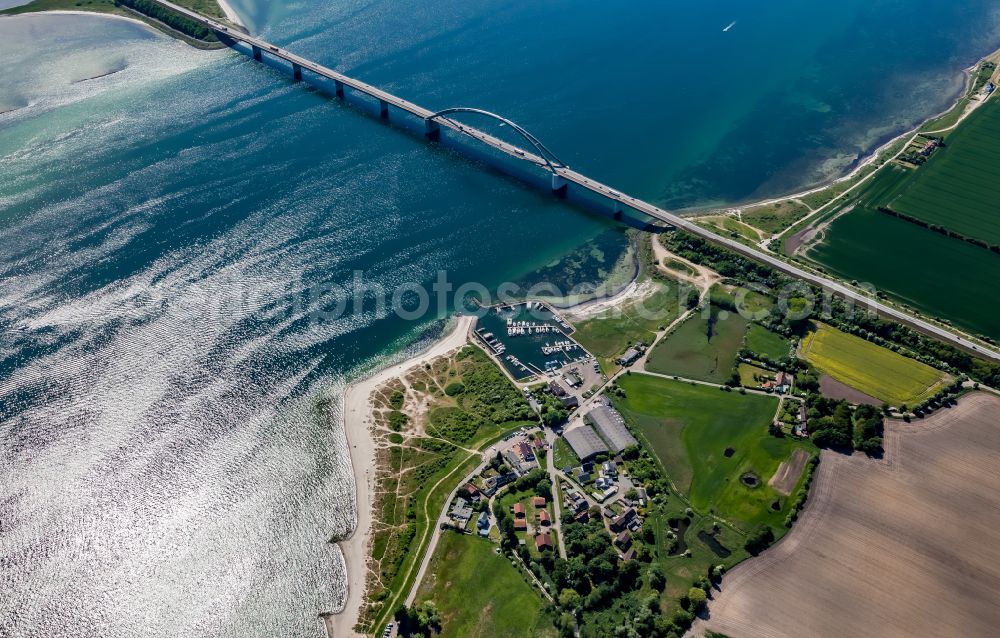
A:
[745,324,791,361]
[414,533,558,638]
[742,200,811,234]
[572,278,688,372]
[645,305,748,383]
[615,374,811,531]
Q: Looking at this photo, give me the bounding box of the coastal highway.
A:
[552,164,1000,362]
[150,0,1000,363]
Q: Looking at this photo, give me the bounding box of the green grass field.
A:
[890,98,1000,245]
[645,305,748,383]
[614,374,809,531]
[572,278,688,372]
[551,437,580,470]
[742,200,811,234]
[700,216,763,241]
[807,191,1000,342]
[414,533,558,638]
[738,362,773,387]
[800,323,949,406]
[745,324,790,361]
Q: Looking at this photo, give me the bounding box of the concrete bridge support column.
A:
[612,200,624,220]
[551,173,568,199]
[252,45,262,61]
[424,119,441,140]
[292,63,302,81]
[379,99,389,119]
[334,80,345,98]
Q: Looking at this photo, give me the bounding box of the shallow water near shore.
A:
[2,1,1000,636]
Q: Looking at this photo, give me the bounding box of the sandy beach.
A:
[215,0,244,28]
[327,315,474,638]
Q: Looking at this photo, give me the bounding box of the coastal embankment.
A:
[327,315,474,638]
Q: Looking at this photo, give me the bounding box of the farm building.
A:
[617,347,642,366]
[564,424,609,461]
[586,405,638,453]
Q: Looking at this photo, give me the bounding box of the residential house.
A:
[515,441,535,462]
[548,380,568,397]
[610,508,637,533]
[462,482,481,501]
[615,530,632,550]
[535,533,553,552]
[559,395,579,409]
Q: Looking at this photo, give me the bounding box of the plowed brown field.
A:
[700,392,1000,638]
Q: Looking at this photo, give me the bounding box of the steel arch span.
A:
[428,107,566,172]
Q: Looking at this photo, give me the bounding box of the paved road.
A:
[554,165,1000,362]
[403,449,492,607]
[151,0,1000,363]
[544,431,568,559]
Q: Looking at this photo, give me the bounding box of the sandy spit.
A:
[326,315,474,638]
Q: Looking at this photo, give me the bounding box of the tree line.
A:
[114,0,219,42]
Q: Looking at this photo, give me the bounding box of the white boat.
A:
[723,21,736,32]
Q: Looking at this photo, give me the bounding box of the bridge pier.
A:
[551,174,568,199]
[379,99,389,119]
[334,80,345,98]
[424,119,441,140]
[292,63,302,81]
[612,200,624,220]
[252,45,262,61]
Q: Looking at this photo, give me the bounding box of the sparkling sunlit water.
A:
[2,1,999,636]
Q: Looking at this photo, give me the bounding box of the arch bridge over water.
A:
[142,0,1000,361]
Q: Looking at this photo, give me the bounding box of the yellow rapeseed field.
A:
[800,323,948,406]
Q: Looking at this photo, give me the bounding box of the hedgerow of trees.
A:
[115,0,219,41]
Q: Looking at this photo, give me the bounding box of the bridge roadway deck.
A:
[150,0,1000,362]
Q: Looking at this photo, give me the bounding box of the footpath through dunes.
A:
[698,391,1000,638]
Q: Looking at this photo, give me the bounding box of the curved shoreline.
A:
[680,47,997,218]
[326,315,475,638]
[1,0,246,44]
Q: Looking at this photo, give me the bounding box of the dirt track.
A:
[698,392,1000,638]
[767,448,809,496]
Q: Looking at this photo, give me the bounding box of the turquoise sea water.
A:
[2,1,1000,636]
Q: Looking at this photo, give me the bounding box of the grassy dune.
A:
[800,323,948,406]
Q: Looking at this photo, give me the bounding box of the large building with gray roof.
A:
[586,404,638,453]
[564,424,608,461]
